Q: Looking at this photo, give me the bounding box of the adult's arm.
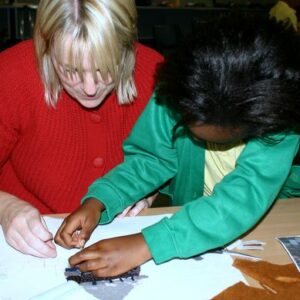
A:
[0,191,56,257]
[0,45,56,258]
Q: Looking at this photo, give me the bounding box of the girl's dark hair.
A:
[156,15,300,139]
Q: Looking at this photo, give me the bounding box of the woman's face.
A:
[188,124,242,144]
[52,38,115,109]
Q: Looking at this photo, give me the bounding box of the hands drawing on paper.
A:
[55,199,102,249]
[0,191,56,258]
[68,233,150,277]
[0,190,154,261]
[55,198,152,277]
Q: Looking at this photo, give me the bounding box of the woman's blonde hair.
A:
[34,0,137,107]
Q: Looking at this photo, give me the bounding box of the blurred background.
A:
[0,1,277,53]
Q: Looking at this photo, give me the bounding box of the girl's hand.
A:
[54,198,103,249]
[117,193,158,218]
[0,195,56,258]
[68,233,152,277]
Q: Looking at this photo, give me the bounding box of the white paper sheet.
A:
[0,215,246,300]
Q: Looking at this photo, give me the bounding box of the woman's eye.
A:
[65,68,77,74]
[63,68,80,81]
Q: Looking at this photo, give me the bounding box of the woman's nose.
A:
[82,74,97,96]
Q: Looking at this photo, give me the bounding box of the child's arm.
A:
[141,132,300,264]
[55,199,103,249]
[80,95,179,225]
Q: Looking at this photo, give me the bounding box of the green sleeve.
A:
[142,133,300,263]
[82,94,178,223]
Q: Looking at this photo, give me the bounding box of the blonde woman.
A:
[0,0,163,258]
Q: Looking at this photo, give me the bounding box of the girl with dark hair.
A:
[55,16,300,277]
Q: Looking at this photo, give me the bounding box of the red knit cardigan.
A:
[0,40,163,213]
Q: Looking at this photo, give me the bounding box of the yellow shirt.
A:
[204,141,245,196]
[269,1,298,31]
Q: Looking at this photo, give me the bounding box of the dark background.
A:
[0,0,275,53]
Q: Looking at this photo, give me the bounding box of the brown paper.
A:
[213,259,300,300]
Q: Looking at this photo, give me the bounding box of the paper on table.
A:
[0,215,246,300]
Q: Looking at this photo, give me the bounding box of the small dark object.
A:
[65,266,141,285]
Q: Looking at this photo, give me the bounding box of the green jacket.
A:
[83,94,300,264]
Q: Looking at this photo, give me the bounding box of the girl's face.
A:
[188,124,242,144]
[52,37,115,109]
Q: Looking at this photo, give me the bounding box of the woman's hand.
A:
[117,193,158,218]
[68,233,152,277]
[55,198,103,249]
[0,193,56,258]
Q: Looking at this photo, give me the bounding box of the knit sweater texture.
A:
[0,40,163,214]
